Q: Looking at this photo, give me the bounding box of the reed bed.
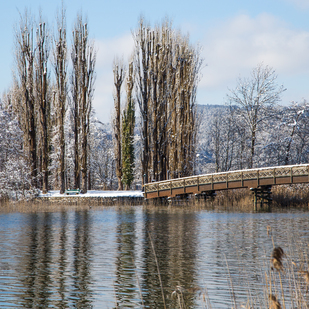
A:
[0,201,144,214]
[192,184,309,211]
[272,184,309,208]
[128,226,309,309]
[1,183,309,211]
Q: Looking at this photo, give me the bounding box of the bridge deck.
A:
[144,164,309,199]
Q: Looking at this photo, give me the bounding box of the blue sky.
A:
[1,0,309,122]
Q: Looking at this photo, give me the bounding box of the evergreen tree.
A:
[121,96,135,190]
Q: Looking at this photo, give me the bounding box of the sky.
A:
[1,0,309,123]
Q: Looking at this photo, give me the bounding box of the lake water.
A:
[0,205,308,308]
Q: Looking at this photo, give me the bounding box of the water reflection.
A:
[71,210,93,308]
[114,209,137,308]
[0,207,309,308]
[56,211,69,308]
[142,209,198,308]
[12,210,93,308]
[19,212,53,308]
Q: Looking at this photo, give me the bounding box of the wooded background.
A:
[1,11,309,201]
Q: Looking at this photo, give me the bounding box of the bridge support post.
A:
[250,185,272,211]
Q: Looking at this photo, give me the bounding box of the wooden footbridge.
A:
[144,164,309,208]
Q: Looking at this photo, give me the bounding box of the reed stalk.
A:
[148,231,167,309]
[224,253,237,309]
[134,264,145,308]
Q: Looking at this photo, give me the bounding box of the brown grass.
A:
[1,183,309,213]
[0,200,143,214]
[272,184,309,208]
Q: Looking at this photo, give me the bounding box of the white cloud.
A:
[285,0,309,9]
[91,15,309,120]
[92,33,134,123]
[199,13,309,103]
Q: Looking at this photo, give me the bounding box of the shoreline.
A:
[36,190,145,205]
[3,183,309,209]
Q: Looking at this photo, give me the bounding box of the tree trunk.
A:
[113,62,124,190]
[54,15,67,194]
[15,17,38,189]
[36,22,49,194]
[133,19,201,183]
[81,120,88,193]
[71,18,95,192]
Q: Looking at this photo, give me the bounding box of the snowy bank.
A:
[39,190,144,198]
[37,190,145,205]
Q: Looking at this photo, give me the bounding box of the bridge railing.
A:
[144,164,309,194]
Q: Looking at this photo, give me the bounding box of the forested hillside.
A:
[196,101,309,175]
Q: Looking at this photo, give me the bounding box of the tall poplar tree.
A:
[133,18,202,183]
[112,60,125,190]
[13,11,38,188]
[53,8,67,194]
[71,14,96,193]
[35,20,50,193]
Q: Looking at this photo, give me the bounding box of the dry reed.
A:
[148,231,167,309]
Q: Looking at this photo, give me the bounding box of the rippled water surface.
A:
[0,206,308,308]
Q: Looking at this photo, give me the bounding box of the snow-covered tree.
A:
[89,120,116,190]
[273,101,309,165]
[0,94,38,201]
[228,63,286,169]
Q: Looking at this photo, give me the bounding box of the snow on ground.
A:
[39,190,144,198]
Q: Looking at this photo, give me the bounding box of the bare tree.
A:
[228,63,286,169]
[71,23,80,189]
[282,103,305,165]
[71,15,96,193]
[53,7,67,194]
[208,104,238,173]
[268,101,309,166]
[112,59,125,190]
[13,11,38,188]
[133,18,202,183]
[35,20,50,193]
[133,19,150,185]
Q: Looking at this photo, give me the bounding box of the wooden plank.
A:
[293,175,309,184]
[145,191,159,199]
[259,178,276,186]
[276,176,293,185]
